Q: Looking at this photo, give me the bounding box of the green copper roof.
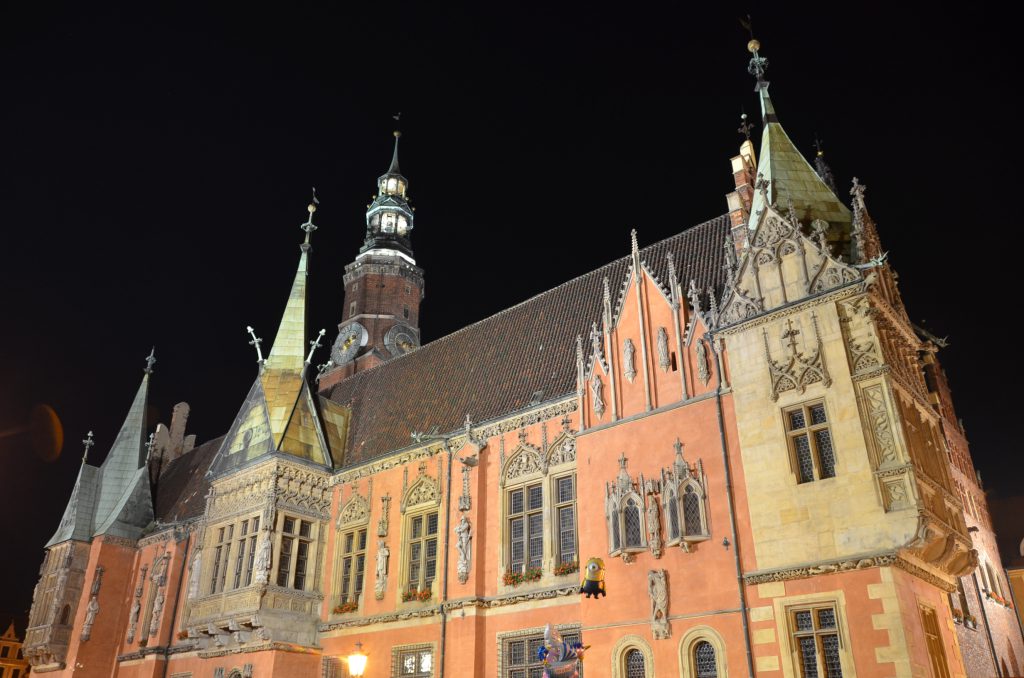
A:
[748,85,850,231]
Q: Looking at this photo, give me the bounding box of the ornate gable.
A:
[719,204,862,327]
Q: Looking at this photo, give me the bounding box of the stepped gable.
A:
[329,215,730,466]
[154,435,224,523]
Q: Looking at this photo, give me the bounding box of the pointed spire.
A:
[743,36,850,233]
[389,130,402,175]
[266,204,312,373]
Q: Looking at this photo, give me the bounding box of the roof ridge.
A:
[333,215,728,392]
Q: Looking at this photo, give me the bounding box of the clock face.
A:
[331,322,368,364]
[384,323,419,357]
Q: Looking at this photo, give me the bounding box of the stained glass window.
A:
[625,648,646,678]
[786,402,837,484]
[790,604,843,678]
[694,641,717,678]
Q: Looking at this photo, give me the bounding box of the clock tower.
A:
[320,130,425,390]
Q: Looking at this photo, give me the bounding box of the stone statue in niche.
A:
[645,482,662,558]
[127,599,141,643]
[375,540,389,600]
[455,515,472,584]
[187,549,202,599]
[696,338,711,386]
[623,338,637,382]
[378,493,391,537]
[149,588,165,636]
[253,526,273,585]
[591,374,605,418]
[648,569,670,639]
[80,596,100,641]
[657,328,670,371]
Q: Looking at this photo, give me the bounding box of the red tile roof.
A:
[328,216,730,466]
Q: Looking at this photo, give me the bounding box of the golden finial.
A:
[747,39,761,54]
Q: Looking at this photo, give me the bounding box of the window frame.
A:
[339,526,368,604]
[498,625,582,678]
[784,400,837,484]
[403,508,439,597]
[506,481,544,574]
[919,603,951,678]
[787,603,845,678]
[553,472,578,566]
[391,642,435,678]
[275,515,315,591]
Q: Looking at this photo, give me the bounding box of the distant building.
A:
[23,37,1024,678]
[0,622,29,678]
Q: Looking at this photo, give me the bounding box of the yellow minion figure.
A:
[579,557,606,598]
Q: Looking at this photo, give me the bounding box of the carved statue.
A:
[645,485,662,558]
[253,526,273,585]
[375,540,390,600]
[590,374,605,417]
[648,570,670,639]
[696,338,711,385]
[657,328,670,371]
[151,552,169,586]
[623,338,637,382]
[188,549,202,599]
[127,599,141,643]
[149,589,165,636]
[378,493,391,537]
[455,515,473,584]
[80,596,100,641]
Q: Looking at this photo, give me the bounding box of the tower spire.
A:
[361,129,415,258]
[388,130,402,175]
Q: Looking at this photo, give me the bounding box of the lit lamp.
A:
[346,642,368,677]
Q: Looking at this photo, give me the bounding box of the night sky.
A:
[1,4,1018,629]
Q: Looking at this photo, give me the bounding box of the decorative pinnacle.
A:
[246,326,266,366]
[674,438,684,460]
[630,229,640,260]
[144,347,156,375]
[738,112,753,141]
[850,177,868,212]
[301,187,319,245]
[315,359,335,382]
[81,430,95,464]
[306,328,326,365]
[747,38,769,82]
[618,452,628,470]
[145,432,156,460]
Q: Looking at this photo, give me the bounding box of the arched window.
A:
[667,489,681,541]
[625,648,647,678]
[662,440,710,547]
[694,641,717,678]
[683,484,704,536]
[59,604,71,625]
[623,496,644,548]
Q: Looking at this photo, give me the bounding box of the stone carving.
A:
[590,373,605,418]
[188,548,202,600]
[546,434,576,467]
[695,339,711,386]
[656,328,670,371]
[863,384,899,466]
[80,596,100,641]
[504,445,544,483]
[378,493,391,537]
[151,551,169,586]
[149,588,165,637]
[401,461,440,511]
[883,479,911,511]
[127,599,141,643]
[455,515,472,584]
[338,494,370,528]
[243,663,254,678]
[623,338,637,383]
[252,526,273,585]
[459,464,472,512]
[763,315,831,401]
[645,482,662,558]
[90,566,104,596]
[648,570,670,639]
[745,553,899,586]
[375,540,389,600]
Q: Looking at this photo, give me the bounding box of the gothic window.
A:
[786,401,836,484]
[276,516,314,591]
[554,474,577,565]
[789,604,844,678]
[508,482,544,572]
[920,605,951,678]
[500,627,581,678]
[405,510,439,595]
[209,525,232,594]
[661,443,710,546]
[339,527,368,604]
[623,496,644,548]
[625,649,647,678]
[349,301,357,319]
[694,641,717,678]
[59,604,71,626]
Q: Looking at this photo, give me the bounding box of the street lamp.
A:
[346,642,368,677]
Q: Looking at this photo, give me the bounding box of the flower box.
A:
[333,600,359,614]
[554,561,579,577]
[504,567,543,586]
[402,587,432,602]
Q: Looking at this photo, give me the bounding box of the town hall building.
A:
[23,39,1024,678]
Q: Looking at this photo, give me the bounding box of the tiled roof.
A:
[328,215,731,466]
[154,435,223,523]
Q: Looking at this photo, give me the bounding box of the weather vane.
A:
[302,187,319,242]
[738,111,753,140]
[740,16,768,82]
[144,347,156,375]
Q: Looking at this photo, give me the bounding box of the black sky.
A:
[1,4,1019,629]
